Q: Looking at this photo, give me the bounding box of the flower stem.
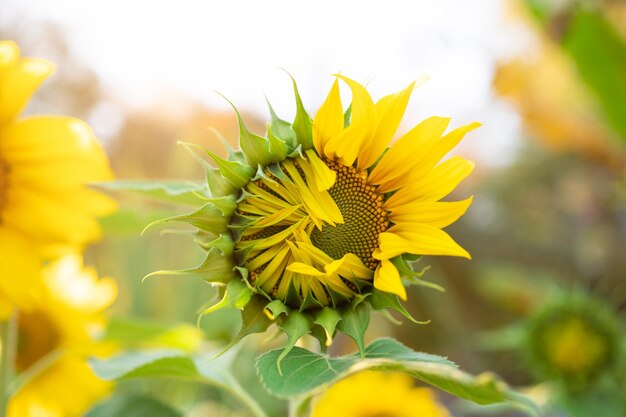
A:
[0,312,17,417]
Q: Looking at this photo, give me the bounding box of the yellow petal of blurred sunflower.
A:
[310,371,451,417]
[8,254,117,417]
[0,41,116,313]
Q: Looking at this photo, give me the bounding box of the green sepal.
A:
[142,202,229,235]
[267,125,288,162]
[266,163,290,182]
[217,295,273,357]
[343,104,352,128]
[370,289,430,325]
[287,73,313,149]
[206,167,237,197]
[178,141,237,197]
[393,256,444,292]
[285,282,303,307]
[196,233,234,256]
[276,311,312,374]
[205,151,255,189]
[299,291,323,311]
[337,301,371,357]
[219,93,273,167]
[198,279,252,320]
[327,287,350,309]
[266,98,298,151]
[263,299,289,320]
[313,307,342,348]
[205,195,237,216]
[309,326,329,354]
[143,248,235,285]
[207,127,246,163]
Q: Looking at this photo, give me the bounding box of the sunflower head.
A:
[9,254,117,417]
[524,292,622,392]
[149,75,477,355]
[0,40,117,316]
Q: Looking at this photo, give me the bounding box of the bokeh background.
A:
[2,0,625,416]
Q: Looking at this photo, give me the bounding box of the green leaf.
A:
[256,338,537,414]
[93,180,208,205]
[178,141,236,196]
[336,301,370,356]
[90,348,267,417]
[287,73,313,149]
[370,289,429,324]
[85,395,183,417]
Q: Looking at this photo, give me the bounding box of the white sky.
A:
[2,0,529,166]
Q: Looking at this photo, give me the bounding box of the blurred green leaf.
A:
[85,394,183,417]
[90,348,267,417]
[104,317,202,351]
[564,10,626,143]
[98,207,177,235]
[257,338,537,414]
[93,180,208,205]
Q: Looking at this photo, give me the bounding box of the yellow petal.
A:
[336,75,375,126]
[369,116,451,186]
[313,78,343,156]
[304,149,336,191]
[374,260,407,300]
[1,117,112,178]
[287,262,325,276]
[0,41,55,126]
[325,253,373,279]
[377,226,471,260]
[356,81,414,171]
[0,228,43,313]
[3,187,105,246]
[385,156,475,207]
[389,196,473,228]
[324,121,369,166]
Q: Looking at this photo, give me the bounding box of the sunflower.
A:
[0,40,116,317]
[8,254,117,417]
[310,371,451,417]
[151,75,477,350]
[524,292,622,392]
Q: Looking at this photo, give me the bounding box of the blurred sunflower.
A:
[0,40,116,317]
[152,75,477,350]
[310,371,451,417]
[8,254,117,417]
[525,292,621,392]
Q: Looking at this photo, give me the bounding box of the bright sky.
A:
[3,0,529,165]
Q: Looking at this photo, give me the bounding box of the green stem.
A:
[0,313,17,417]
[288,396,312,417]
[221,382,268,417]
